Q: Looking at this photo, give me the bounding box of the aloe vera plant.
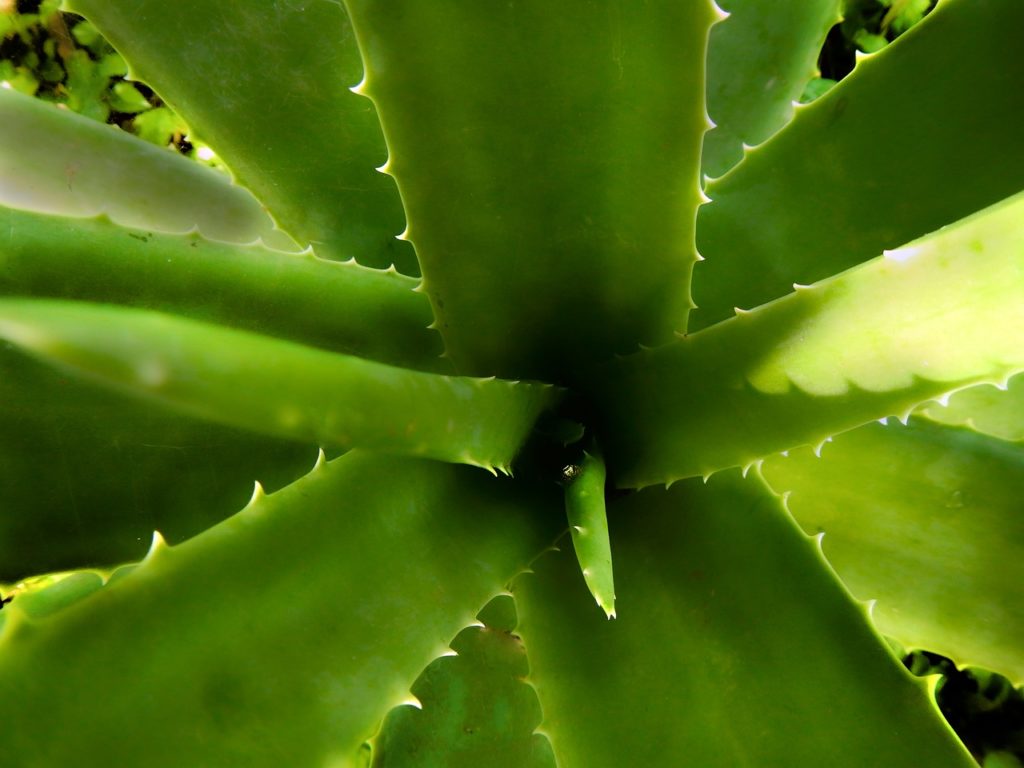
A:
[1,0,1023,765]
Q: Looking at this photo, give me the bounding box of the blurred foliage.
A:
[904,651,1024,766]
[801,0,937,102]
[0,0,220,167]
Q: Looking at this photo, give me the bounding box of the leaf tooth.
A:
[311,448,327,473]
[864,598,878,620]
[853,49,877,66]
[710,1,729,23]
[348,75,369,96]
[144,530,170,563]
[244,481,266,510]
[399,695,424,710]
[740,458,763,479]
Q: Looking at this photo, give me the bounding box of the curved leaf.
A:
[513,472,974,767]
[67,0,416,272]
[692,0,1024,330]
[0,345,315,581]
[343,0,715,379]
[762,419,1024,684]
[0,87,295,250]
[703,0,841,179]
[597,190,1024,488]
[564,450,615,619]
[0,452,562,767]
[0,206,443,371]
[0,299,561,472]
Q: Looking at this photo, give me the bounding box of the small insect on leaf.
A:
[562,463,583,482]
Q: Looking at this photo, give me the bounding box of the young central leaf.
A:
[564,450,616,619]
[344,0,717,381]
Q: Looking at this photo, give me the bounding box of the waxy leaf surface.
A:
[763,419,1024,684]
[0,206,442,371]
[344,0,714,380]
[0,299,558,472]
[703,0,841,179]
[371,594,554,768]
[692,0,1024,329]
[68,0,416,271]
[513,472,974,767]
[0,87,294,249]
[917,374,1024,443]
[599,191,1024,487]
[0,346,315,580]
[0,453,562,767]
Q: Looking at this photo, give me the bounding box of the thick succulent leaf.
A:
[0,452,562,767]
[67,0,416,272]
[692,0,1024,330]
[597,190,1024,488]
[0,87,294,250]
[0,206,443,371]
[0,346,315,580]
[0,299,560,472]
[371,594,555,768]
[563,450,615,619]
[702,0,841,179]
[512,471,974,767]
[917,373,1024,443]
[343,0,715,380]
[762,419,1024,685]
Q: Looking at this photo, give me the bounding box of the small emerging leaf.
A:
[563,450,615,619]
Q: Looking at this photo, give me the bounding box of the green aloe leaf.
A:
[563,449,615,619]
[691,0,1024,330]
[0,206,443,371]
[512,471,974,767]
[343,0,714,380]
[0,299,560,472]
[703,0,841,179]
[597,190,1024,488]
[0,452,562,767]
[0,345,315,580]
[370,594,554,768]
[761,419,1024,684]
[0,88,294,250]
[66,0,415,272]
[917,374,1024,443]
